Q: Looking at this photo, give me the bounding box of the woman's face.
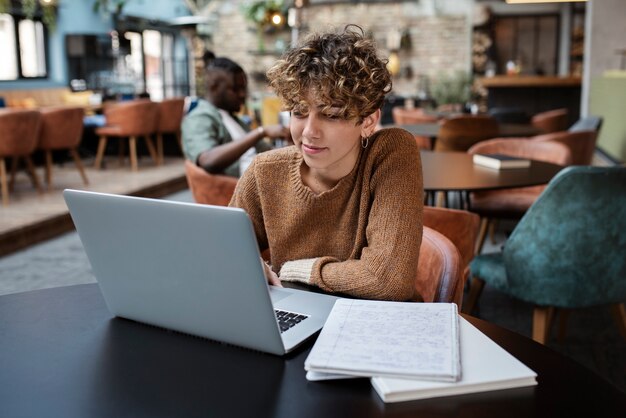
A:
[290,94,378,177]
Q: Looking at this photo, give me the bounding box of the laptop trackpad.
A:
[269,287,293,304]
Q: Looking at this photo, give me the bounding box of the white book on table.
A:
[304,299,461,382]
[370,317,537,403]
[472,153,531,169]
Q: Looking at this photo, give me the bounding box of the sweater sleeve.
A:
[307,131,423,301]
[228,159,269,252]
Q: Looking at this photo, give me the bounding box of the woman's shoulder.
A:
[370,127,419,154]
[251,146,300,176]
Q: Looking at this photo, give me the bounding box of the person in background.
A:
[182,57,289,177]
[229,25,424,301]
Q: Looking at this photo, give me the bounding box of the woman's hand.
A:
[261,259,283,287]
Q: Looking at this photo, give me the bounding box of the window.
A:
[0,13,47,80]
[162,33,174,98]
[143,30,163,101]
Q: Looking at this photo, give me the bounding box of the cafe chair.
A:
[569,115,603,134]
[415,226,464,307]
[423,206,480,285]
[37,106,88,189]
[0,109,42,206]
[94,99,159,171]
[467,138,572,255]
[391,107,437,150]
[463,166,626,344]
[155,98,185,165]
[531,108,568,134]
[531,130,597,166]
[184,159,238,206]
[435,115,499,152]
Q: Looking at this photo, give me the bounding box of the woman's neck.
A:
[300,155,359,194]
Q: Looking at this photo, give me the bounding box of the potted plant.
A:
[430,71,473,112]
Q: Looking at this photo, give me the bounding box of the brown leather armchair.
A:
[531,130,597,165]
[94,99,159,171]
[392,107,438,125]
[435,115,499,152]
[156,98,185,164]
[184,159,238,206]
[0,109,42,206]
[531,108,568,133]
[391,107,437,150]
[467,138,572,254]
[38,106,88,189]
[423,206,480,286]
[415,226,464,307]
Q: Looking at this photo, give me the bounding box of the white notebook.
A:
[371,317,537,403]
[472,153,531,169]
[304,300,461,382]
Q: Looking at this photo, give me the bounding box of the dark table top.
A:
[1,284,624,418]
[396,123,541,139]
[420,150,565,192]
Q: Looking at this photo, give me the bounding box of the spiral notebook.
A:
[304,300,461,382]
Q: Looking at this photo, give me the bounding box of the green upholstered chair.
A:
[463,166,626,344]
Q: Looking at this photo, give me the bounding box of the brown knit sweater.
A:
[229,127,423,301]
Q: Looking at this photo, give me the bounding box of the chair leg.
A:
[0,158,8,206]
[176,131,183,154]
[118,139,126,166]
[70,148,89,185]
[156,133,164,165]
[129,136,138,172]
[532,306,555,344]
[44,150,53,189]
[489,219,498,244]
[475,218,490,255]
[462,277,485,314]
[9,157,18,191]
[435,191,445,207]
[557,309,570,343]
[144,135,159,166]
[24,156,43,194]
[610,303,626,341]
[94,136,108,169]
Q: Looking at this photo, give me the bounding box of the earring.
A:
[361,134,370,149]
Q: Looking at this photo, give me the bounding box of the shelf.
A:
[478,76,582,88]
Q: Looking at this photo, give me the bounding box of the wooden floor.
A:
[0,156,188,257]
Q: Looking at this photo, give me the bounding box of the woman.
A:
[230,25,423,301]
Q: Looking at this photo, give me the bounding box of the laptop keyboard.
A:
[275,309,309,333]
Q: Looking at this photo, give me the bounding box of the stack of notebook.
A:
[304,299,537,403]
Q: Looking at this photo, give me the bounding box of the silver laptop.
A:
[63,189,339,355]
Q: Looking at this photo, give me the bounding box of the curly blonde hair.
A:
[266,25,392,124]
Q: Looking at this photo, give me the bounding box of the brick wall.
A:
[207,1,471,100]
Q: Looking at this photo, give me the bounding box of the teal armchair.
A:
[463,166,626,344]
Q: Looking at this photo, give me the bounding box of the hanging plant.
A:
[0,0,11,15]
[241,0,287,52]
[93,0,128,17]
[41,2,56,32]
[21,0,37,19]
